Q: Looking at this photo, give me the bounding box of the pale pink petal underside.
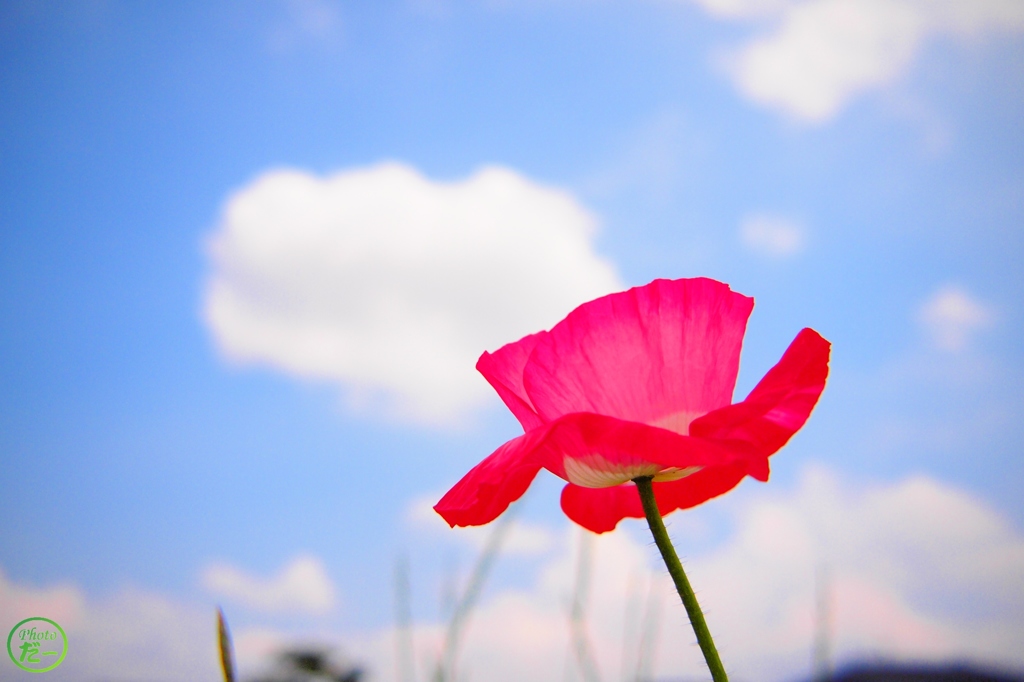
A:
[535,412,741,484]
[560,463,747,533]
[434,410,747,528]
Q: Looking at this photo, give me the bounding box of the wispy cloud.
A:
[578,109,693,201]
[739,212,804,257]
[268,0,343,52]
[918,284,995,352]
[202,554,337,616]
[203,162,622,427]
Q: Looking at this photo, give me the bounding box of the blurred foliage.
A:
[248,648,363,682]
[825,663,1023,682]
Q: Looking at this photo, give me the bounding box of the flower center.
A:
[563,454,702,488]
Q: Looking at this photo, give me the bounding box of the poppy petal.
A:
[433,429,546,528]
[476,331,547,431]
[523,278,754,430]
[435,279,831,533]
[560,483,643,534]
[435,411,747,529]
[689,327,831,457]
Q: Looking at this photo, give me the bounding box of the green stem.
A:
[634,476,729,682]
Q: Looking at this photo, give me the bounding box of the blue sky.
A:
[1,1,1023,680]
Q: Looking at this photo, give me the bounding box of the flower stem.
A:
[634,476,729,682]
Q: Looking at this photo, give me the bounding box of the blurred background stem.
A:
[433,502,519,682]
[568,528,602,682]
[395,554,416,682]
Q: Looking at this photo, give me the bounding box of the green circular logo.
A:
[7,617,67,673]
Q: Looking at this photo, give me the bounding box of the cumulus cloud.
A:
[202,554,336,616]
[688,0,1024,122]
[918,284,994,352]
[353,467,1024,681]
[241,527,658,682]
[0,569,219,681]
[684,467,1024,676]
[203,162,622,426]
[7,466,1023,681]
[739,212,804,257]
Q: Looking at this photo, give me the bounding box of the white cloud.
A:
[683,467,1024,676]
[203,162,622,427]
[357,467,1024,681]
[202,555,336,616]
[739,212,804,257]
[727,0,924,121]
[918,284,994,352]
[0,569,219,681]
[690,0,1024,122]
[7,466,1022,681]
[342,526,658,682]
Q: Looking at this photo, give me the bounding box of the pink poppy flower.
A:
[435,277,830,534]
